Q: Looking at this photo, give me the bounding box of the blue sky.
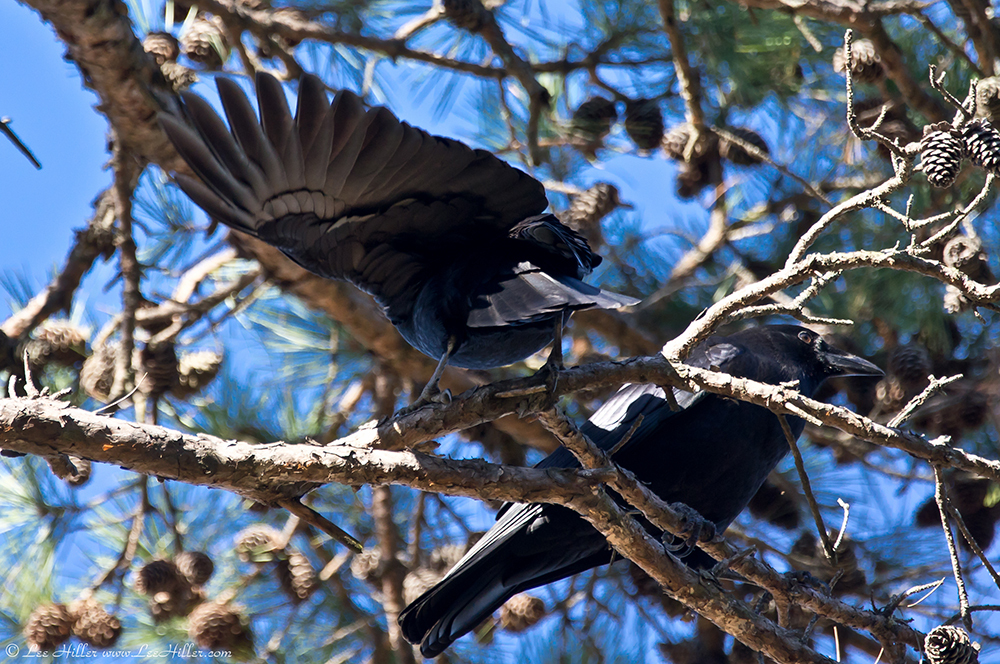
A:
[1,2,111,314]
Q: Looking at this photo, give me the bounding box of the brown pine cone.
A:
[276,550,318,603]
[24,603,73,651]
[134,559,183,596]
[235,524,282,562]
[429,543,467,573]
[139,342,179,398]
[887,343,931,394]
[46,454,92,487]
[442,0,491,32]
[962,118,1000,174]
[403,568,443,605]
[571,97,618,143]
[181,15,229,69]
[188,601,253,653]
[143,31,180,65]
[24,320,87,369]
[149,586,205,623]
[68,598,121,649]
[160,61,198,92]
[624,99,664,150]
[977,76,1000,123]
[748,480,800,530]
[349,546,382,582]
[719,127,770,166]
[176,551,215,587]
[562,182,622,248]
[920,125,966,188]
[80,340,118,402]
[172,350,223,399]
[833,38,883,84]
[498,593,545,632]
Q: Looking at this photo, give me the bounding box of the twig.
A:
[933,466,971,626]
[881,577,944,615]
[779,414,835,561]
[945,498,1000,593]
[0,117,41,169]
[887,374,963,428]
[278,499,363,554]
[833,499,850,553]
[109,137,141,403]
[710,125,830,205]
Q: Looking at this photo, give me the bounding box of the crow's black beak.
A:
[821,346,884,378]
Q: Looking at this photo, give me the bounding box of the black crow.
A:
[160,73,637,403]
[398,325,883,657]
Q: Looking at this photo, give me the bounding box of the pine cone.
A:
[172,350,223,399]
[80,340,118,402]
[960,508,998,553]
[962,119,1000,174]
[349,546,382,581]
[499,593,545,632]
[624,99,664,150]
[562,182,621,248]
[675,159,712,199]
[943,286,970,314]
[143,31,180,65]
[68,598,121,649]
[24,603,73,651]
[46,454,92,487]
[719,127,770,166]
[276,550,318,603]
[181,15,229,68]
[442,0,491,32]
[188,601,253,653]
[235,524,282,562]
[976,76,1000,123]
[138,342,179,399]
[134,559,183,596]
[833,38,883,84]
[943,234,992,283]
[662,123,692,160]
[160,61,198,92]
[570,97,618,143]
[854,98,919,160]
[149,586,204,623]
[748,480,800,530]
[920,125,965,188]
[403,568,443,605]
[24,320,87,370]
[429,543,467,573]
[176,551,215,587]
[924,625,980,664]
[887,343,931,394]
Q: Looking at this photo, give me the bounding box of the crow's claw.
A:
[660,503,715,558]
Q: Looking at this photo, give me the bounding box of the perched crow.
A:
[160,73,637,402]
[399,325,882,657]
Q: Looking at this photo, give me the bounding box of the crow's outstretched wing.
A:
[161,72,549,323]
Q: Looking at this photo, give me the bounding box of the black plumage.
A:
[398,325,883,657]
[160,72,637,396]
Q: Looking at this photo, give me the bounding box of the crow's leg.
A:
[534,312,566,391]
[396,337,457,416]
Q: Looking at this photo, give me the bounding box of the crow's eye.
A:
[797,330,814,345]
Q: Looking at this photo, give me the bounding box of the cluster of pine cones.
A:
[235,524,319,604]
[920,118,1000,188]
[25,599,121,652]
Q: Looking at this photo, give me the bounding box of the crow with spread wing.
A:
[160,73,637,405]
